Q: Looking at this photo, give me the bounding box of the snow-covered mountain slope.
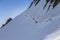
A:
[0,0,60,40]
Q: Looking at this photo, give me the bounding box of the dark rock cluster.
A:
[29,0,60,11]
[44,0,60,11]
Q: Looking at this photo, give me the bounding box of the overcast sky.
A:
[0,0,32,27]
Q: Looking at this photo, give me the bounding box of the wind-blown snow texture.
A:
[0,0,60,40]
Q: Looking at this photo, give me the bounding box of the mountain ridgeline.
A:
[0,0,60,40]
[29,0,60,11]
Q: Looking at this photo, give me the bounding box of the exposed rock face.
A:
[1,18,12,28]
[44,0,60,11]
[29,0,40,8]
[29,0,60,11]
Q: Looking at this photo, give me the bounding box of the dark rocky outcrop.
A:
[29,0,40,8]
[44,0,60,11]
[1,18,12,28]
[29,0,60,11]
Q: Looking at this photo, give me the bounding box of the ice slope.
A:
[0,0,60,40]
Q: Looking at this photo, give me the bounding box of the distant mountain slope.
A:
[0,0,60,40]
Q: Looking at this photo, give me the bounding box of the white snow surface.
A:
[0,0,60,40]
